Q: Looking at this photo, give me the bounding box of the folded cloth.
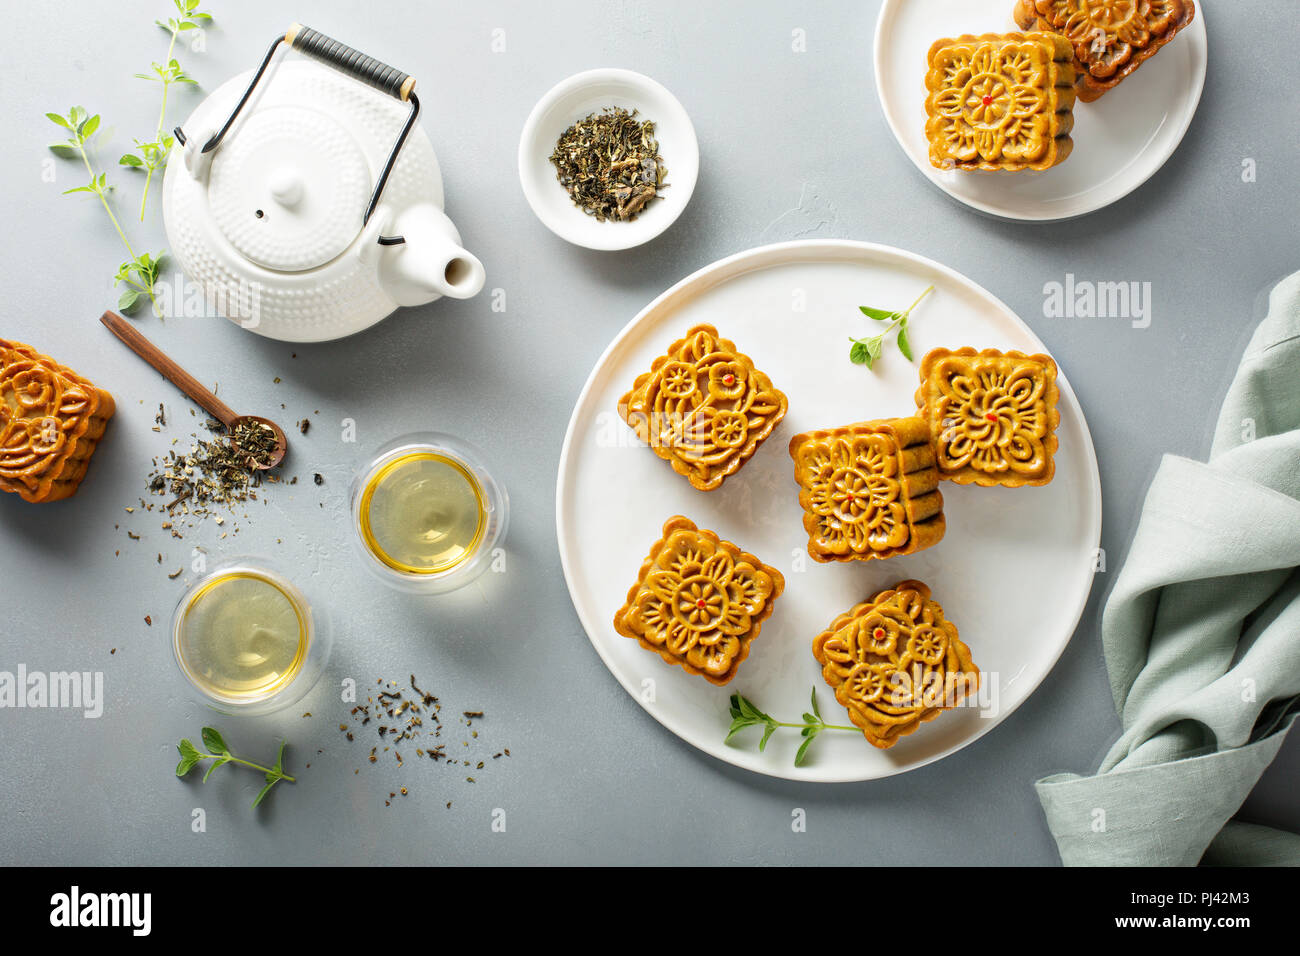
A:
[1036,270,1300,866]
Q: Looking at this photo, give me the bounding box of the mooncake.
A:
[915,347,1060,487]
[618,325,788,492]
[925,32,1076,171]
[613,516,784,686]
[0,339,115,503]
[789,418,945,563]
[1014,0,1195,102]
[812,580,978,750]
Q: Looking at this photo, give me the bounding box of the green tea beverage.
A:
[174,570,307,703]
[359,452,486,574]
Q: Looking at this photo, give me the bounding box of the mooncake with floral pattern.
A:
[789,417,945,563]
[617,325,788,492]
[0,339,115,503]
[915,347,1060,487]
[1014,0,1195,102]
[925,32,1076,171]
[812,580,979,750]
[613,516,784,686]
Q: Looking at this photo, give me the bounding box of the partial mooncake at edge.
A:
[617,325,788,492]
[915,347,1060,487]
[1014,0,1196,102]
[0,339,115,503]
[925,31,1076,171]
[613,516,784,686]
[812,580,979,750]
[789,417,945,563]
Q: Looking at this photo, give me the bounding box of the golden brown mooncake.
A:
[1014,0,1195,102]
[813,580,979,750]
[925,32,1076,171]
[613,516,784,686]
[789,417,945,563]
[0,339,115,503]
[617,325,788,492]
[915,347,1060,487]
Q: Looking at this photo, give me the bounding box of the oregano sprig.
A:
[47,106,162,314]
[848,284,935,370]
[175,727,295,808]
[726,687,857,767]
[121,0,211,219]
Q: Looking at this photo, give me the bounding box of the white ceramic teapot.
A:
[162,24,485,343]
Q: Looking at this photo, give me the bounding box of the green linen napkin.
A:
[1035,270,1300,867]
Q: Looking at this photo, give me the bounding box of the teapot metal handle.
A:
[173,24,419,239]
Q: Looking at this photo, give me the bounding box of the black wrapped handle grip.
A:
[285,23,415,101]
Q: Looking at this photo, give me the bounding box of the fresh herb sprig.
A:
[121,0,211,219]
[726,688,857,767]
[175,727,295,808]
[47,106,163,314]
[46,1,213,314]
[849,284,935,370]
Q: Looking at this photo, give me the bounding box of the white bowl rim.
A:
[517,67,700,251]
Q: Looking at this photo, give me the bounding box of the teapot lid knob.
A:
[269,168,304,207]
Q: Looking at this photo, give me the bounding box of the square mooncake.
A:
[0,339,115,503]
[813,580,979,750]
[1014,0,1195,102]
[789,417,945,563]
[613,516,784,686]
[915,347,1060,487]
[925,32,1076,171]
[618,325,788,492]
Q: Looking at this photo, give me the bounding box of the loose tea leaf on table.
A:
[549,107,667,222]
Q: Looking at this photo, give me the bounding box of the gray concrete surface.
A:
[1,0,1296,865]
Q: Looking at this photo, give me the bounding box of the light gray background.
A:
[2,0,1296,865]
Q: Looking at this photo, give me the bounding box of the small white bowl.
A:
[518,68,699,251]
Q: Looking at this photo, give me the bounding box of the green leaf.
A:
[272,740,286,776]
[179,21,197,30]
[46,112,72,129]
[186,0,199,11]
[896,325,914,362]
[810,687,822,721]
[48,143,79,158]
[851,335,884,369]
[175,739,202,776]
[61,185,95,195]
[794,734,816,767]
[859,306,897,321]
[758,722,776,752]
[201,726,228,754]
[251,779,277,808]
[79,114,100,138]
[119,290,141,312]
[119,153,144,167]
[192,12,212,21]
[201,756,227,782]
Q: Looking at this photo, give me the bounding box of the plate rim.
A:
[872,0,1209,222]
[555,238,1103,782]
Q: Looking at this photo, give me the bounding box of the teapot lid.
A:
[207,104,369,272]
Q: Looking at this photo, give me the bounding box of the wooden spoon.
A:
[100,311,287,470]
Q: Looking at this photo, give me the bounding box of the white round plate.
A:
[518,68,699,251]
[556,240,1102,782]
[874,0,1208,221]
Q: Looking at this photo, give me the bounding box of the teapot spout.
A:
[377,204,486,306]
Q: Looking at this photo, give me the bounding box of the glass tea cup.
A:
[350,433,509,594]
[171,559,329,716]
